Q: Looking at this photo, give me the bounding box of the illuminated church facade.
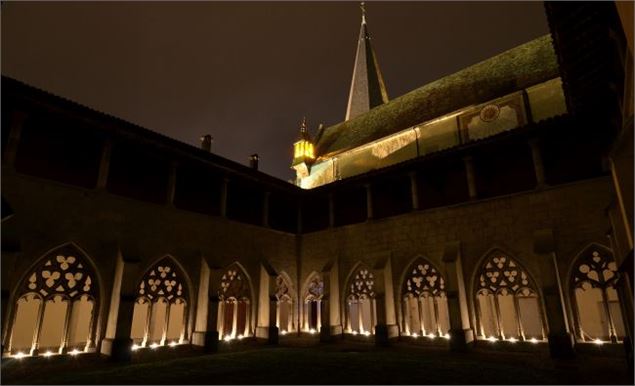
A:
[1,1,633,368]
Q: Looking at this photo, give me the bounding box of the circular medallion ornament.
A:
[479,104,500,122]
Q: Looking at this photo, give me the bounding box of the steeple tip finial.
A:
[360,2,366,24]
[300,116,307,132]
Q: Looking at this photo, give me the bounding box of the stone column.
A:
[529,138,546,187]
[105,255,141,362]
[166,161,178,206]
[372,256,398,346]
[320,260,342,342]
[365,183,373,220]
[409,172,419,210]
[255,262,278,343]
[3,111,27,167]
[534,229,575,358]
[96,139,113,190]
[220,177,229,218]
[463,156,477,199]
[442,241,475,351]
[192,257,210,347]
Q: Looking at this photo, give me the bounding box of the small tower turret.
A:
[291,117,316,182]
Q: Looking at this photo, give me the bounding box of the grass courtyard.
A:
[1,338,632,385]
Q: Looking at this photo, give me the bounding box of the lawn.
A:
[1,339,631,385]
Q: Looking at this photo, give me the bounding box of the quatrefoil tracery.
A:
[219,267,247,299]
[349,268,375,299]
[306,276,324,300]
[478,254,535,296]
[403,260,445,297]
[137,260,185,303]
[573,250,618,291]
[22,251,96,301]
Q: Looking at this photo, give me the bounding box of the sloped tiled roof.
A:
[316,34,560,158]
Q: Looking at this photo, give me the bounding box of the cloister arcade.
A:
[1,242,631,360]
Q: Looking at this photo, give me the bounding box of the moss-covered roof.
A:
[316,34,559,157]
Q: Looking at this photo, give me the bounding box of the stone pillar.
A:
[96,139,113,190]
[442,241,474,351]
[463,156,477,199]
[328,193,335,228]
[220,177,229,218]
[3,110,27,167]
[409,172,419,210]
[256,262,278,343]
[365,183,373,220]
[534,229,575,358]
[529,138,546,187]
[262,192,270,228]
[103,253,141,361]
[320,260,342,341]
[372,256,399,346]
[1,289,9,354]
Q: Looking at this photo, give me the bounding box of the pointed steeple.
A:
[345,2,389,121]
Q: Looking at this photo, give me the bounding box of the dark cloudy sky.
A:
[1,2,549,181]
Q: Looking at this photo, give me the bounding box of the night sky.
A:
[1,2,549,181]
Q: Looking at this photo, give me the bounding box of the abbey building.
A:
[1,1,633,369]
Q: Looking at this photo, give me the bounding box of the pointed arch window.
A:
[571,248,624,343]
[475,253,545,342]
[275,275,295,334]
[6,245,98,357]
[217,265,251,340]
[345,266,376,335]
[130,258,189,348]
[302,273,323,333]
[401,258,450,338]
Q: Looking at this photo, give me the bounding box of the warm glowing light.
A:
[237,335,244,340]
[428,333,436,339]
[488,336,498,342]
[508,337,517,343]
[293,140,315,160]
[280,330,287,336]
[443,334,450,340]
[309,329,316,334]
[530,338,538,344]
[168,341,177,347]
[43,351,54,357]
[593,339,604,345]
[351,330,358,336]
[131,344,140,351]
[223,336,233,342]
[363,331,371,337]
[69,349,81,356]
[150,343,159,349]
[411,333,418,338]
[13,352,26,360]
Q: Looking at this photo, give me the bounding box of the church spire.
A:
[345,2,389,121]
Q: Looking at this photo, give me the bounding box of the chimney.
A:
[249,153,259,170]
[200,134,213,152]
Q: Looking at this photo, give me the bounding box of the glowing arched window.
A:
[217,265,251,340]
[130,258,189,348]
[401,259,449,338]
[475,253,544,342]
[302,273,323,333]
[571,248,624,343]
[346,266,376,335]
[275,275,295,334]
[6,245,98,357]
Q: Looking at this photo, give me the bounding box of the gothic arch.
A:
[216,262,254,340]
[130,255,191,349]
[300,271,324,333]
[274,271,296,334]
[344,262,377,335]
[471,247,546,342]
[398,256,450,338]
[5,242,102,357]
[567,243,624,343]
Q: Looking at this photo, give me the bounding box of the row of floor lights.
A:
[11,348,85,360]
[131,341,182,351]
